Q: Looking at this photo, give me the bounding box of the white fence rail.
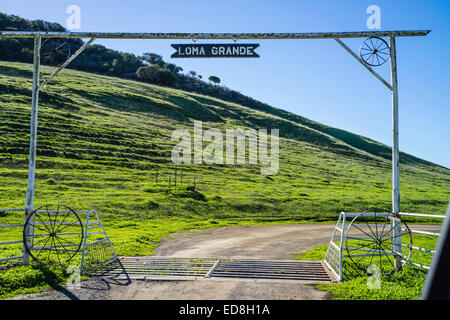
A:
[0,208,26,263]
[398,212,445,270]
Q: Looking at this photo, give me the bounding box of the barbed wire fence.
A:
[153,165,199,191]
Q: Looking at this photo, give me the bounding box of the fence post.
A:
[23,35,41,265]
[174,166,177,187]
[80,210,91,272]
[339,212,346,281]
[389,36,402,269]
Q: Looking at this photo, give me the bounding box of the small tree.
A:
[208,75,221,84]
[166,63,183,74]
[142,53,164,66]
[137,65,177,86]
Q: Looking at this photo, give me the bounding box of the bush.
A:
[170,189,207,201]
[136,65,177,86]
[46,178,56,185]
[137,200,160,210]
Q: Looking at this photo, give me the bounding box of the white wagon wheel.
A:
[23,204,83,266]
[345,212,413,276]
[359,37,390,67]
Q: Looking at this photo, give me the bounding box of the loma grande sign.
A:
[171,43,260,58]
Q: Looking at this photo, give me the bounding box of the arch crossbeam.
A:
[0,30,430,39]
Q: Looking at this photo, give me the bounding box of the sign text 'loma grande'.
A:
[171,43,260,58]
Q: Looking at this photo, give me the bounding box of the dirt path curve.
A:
[155,223,441,260]
[156,224,335,259]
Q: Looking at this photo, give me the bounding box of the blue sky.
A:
[1,0,449,168]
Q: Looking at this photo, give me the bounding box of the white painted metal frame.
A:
[0,30,430,265]
[0,30,431,39]
[0,209,26,262]
[398,212,445,270]
[324,211,445,281]
[0,208,116,268]
[79,209,117,273]
[324,212,345,281]
[334,36,402,268]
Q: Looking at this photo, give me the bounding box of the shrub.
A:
[136,65,177,86]
[46,178,56,185]
[137,200,160,210]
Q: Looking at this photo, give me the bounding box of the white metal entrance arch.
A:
[0,29,431,265]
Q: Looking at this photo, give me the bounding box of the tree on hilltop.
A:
[208,75,220,84]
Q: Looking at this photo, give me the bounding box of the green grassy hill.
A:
[0,60,449,258]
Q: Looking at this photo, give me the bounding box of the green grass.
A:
[0,264,68,299]
[0,60,449,298]
[295,234,437,300]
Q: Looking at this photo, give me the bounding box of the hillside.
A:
[0,11,445,170]
[0,60,448,222]
[0,59,448,264]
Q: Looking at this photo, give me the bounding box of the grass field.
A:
[0,60,449,299]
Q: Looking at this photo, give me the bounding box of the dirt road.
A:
[155,224,335,259]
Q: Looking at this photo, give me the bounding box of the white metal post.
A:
[22,35,41,265]
[389,36,402,268]
[390,36,400,215]
[338,212,346,281]
[94,210,117,257]
[79,210,91,272]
